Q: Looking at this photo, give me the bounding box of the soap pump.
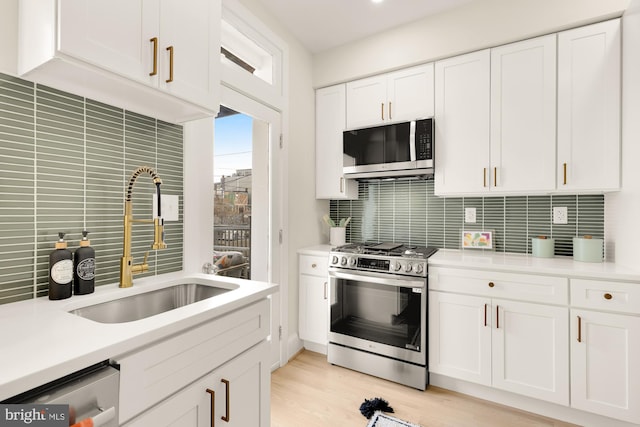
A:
[74,230,95,295]
[49,232,73,300]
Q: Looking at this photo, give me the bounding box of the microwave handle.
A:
[409,120,416,161]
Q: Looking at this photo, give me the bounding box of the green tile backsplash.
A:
[330,180,604,256]
[0,73,184,304]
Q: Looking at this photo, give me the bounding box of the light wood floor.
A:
[271,350,579,427]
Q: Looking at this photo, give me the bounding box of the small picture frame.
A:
[462,230,493,249]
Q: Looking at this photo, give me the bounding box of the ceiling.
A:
[255,0,477,53]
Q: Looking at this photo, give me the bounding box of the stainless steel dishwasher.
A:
[2,361,119,427]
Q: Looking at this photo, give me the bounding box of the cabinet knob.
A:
[311,263,317,268]
[604,293,613,300]
[488,282,495,288]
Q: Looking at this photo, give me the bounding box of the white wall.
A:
[606,0,640,268]
[313,0,629,88]
[0,0,18,75]
[237,0,325,358]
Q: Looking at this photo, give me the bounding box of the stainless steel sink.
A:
[70,283,231,323]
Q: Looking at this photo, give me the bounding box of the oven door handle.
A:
[329,269,425,289]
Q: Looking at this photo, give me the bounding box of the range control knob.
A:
[404,263,413,273]
[415,263,424,274]
[341,256,347,266]
[394,262,402,271]
[349,257,357,267]
[332,256,339,265]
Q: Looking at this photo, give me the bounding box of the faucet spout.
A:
[120,166,167,288]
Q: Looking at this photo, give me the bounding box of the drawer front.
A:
[299,254,329,276]
[571,278,640,314]
[116,299,270,424]
[430,267,568,305]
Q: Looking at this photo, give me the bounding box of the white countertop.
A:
[429,249,640,282]
[0,272,278,401]
[297,244,332,257]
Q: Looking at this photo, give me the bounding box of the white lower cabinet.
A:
[116,299,271,426]
[124,341,269,427]
[298,253,329,351]
[569,278,640,424]
[429,267,569,405]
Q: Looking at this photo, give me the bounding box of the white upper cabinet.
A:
[434,50,491,196]
[557,19,621,192]
[18,0,220,123]
[316,84,358,200]
[490,34,557,193]
[346,63,434,129]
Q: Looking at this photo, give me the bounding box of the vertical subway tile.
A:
[426,181,445,247]
[378,182,395,242]
[577,194,605,239]
[527,196,552,254]
[0,73,35,303]
[444,198,463,249]
[393,180,411,244]
[409,180,427,246]
[484,197,505,253]
[505,196,527,254]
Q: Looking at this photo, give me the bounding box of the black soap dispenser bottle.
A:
[74,230,95,295]
[49,232,73,300]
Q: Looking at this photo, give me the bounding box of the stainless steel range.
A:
[327,242,438,390]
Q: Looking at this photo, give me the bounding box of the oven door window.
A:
[330,277,422,351]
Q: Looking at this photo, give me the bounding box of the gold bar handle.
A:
[496,305,500,329]
[149,37,158,76]
[483,168,487,187]
[388,102,392,120]
[324,282,328,300]
[563,163,567,185]
[381,103,384,120]
[577,316,582,342]
[484,303,487,327]
[221,379,230,422]
[494,167,497,187]
[166,46,174,83]
[206,388,215,427]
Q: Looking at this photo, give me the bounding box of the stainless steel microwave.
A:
[343,118,434,179]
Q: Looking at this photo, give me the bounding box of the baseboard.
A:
[302,341,327,355]
[430,374,637,427]
[287,332,303,362]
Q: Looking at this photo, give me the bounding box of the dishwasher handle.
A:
[71,406,116,427]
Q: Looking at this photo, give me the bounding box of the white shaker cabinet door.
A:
[490,34,557,193]
[316,84,358,199]
[557,19,621,192]
[346,74,387,129]
[492,299,569,405]
[57,0,156,82]
[434,50,491,196]
[570,309,640,424]
[387,63,434,122]
[429,291,492,386]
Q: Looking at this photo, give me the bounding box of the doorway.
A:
[215,86,284,370]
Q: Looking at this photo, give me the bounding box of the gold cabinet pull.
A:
[488,282,495,288]
[324,281,328,300]
[340,177,344,193]
[483,168,487,187]
[221,379,230,422]
[496,305,500,329]
[166,46,174,83]
[577,315,582,342]
[381,103,385,120]
[563,163,567,185]
[388,102,392,120]
[484,303,488,327]
[311,263,317,268]
[494,167,497,187]
[206,388,215,427]
[604,293,613,300]
[149,37,158,76]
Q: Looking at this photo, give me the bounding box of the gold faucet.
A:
[119,166,167,288]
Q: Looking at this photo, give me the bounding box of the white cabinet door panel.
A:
[557,19,621,191]
[434,50,491,195]
[571,309,640,424]
[492,299,569,405]
[346,75,387,129]
[490,35,556,193]
[387,63,434,122]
